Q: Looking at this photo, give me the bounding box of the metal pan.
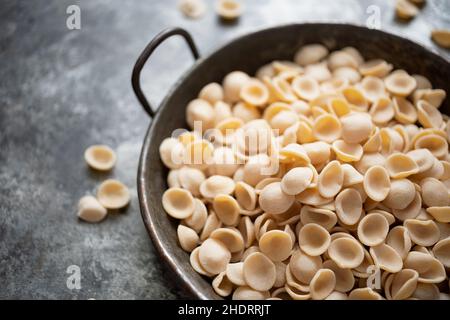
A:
[132,23,449,300]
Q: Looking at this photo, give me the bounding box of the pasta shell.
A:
[167,169,181,188]
[414,134,448,159]
[300,205,337,231]
[393,97,417,124]
[328,50,358,71]
[259,182,295,214]
[332,140,363,162]
[370,97,394,125]
[352,247,375,278]
[426,206,450,223]
[341,164,364,187]
[200,211,222,241]
[226,262,246,286]
[407,148,435,173]
[333,67,361,84]
[386,226,412,260]
[328,237,364,269]
[198,238,231,275]
[417,100,443,129]
[363,165,391,202]
[323,260,354,293]
[381,179,414,211]
[281,167,314,195]
[289,249,323,284]
[392,191,422,221]
[387,269,419,300]
[385,153,419,178]
[243,252,276,291]
[291,75,320,101]
[232,286,270,300]
[395,0,419,19]
[294,44,329,66]
[335,188,363,225]
[413,88,447,108]
[177,224,199,252]
[302,141,331,165]
[320,78,349,95]
[361,76,386,103]
[223,71,250,103]
[299,223,331,256]
[411,283,440,300]
[84,145,116,171]
[304,62,332,82]
[199,82,223,105]
[420,177,449,207]
[162,187,195,219]
[77,195,107,223]
[178,167,206,196]
[284,284,311,300]
[359,59,393,78]
[213,195,240,226]
[234,181,257,211]
[349,287,383,300]
[325,291,348,300]
[318,160,344,198]
[233,101,261,122]
[190,247,214,277]
[183,198,207,233]
[238,216,255,248]
[370,243,403,273]
[404,251,446,284]
[186,98,215,130]
[312,114,342,143]
[310,269,336,300]
[266,76,297,103]
[200,175,235,199]
[342,87,369,111]
[385,70,417,96]
[159,137,185,169]
[432,238,450,268]
[357,213,389,246]
[240,79,269,107]
[279,143,311,166]
[212,271,233,297]
[341,112,373,144]
[259,230,293,262]
[404,219,440,247]
[431,29,450,48]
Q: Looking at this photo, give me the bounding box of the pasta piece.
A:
[299,223,331,256]
[431,29,450,49]
[226,262,246,286]
[392,191,422,221]
[385,153,419,178]
[310,269,336,300]
[240,79,269,107]
[386,226,412,260]
[97,179,130,210]
[414,134,448,159]
[281,167,314,195]
[302,141,331,165]
[393,97,417,124]
[234,181,257,211]
[417,100,443,129]
[177,224,199,252]
[167,169,181,188]
[361,76,386,103]
[385,70,417,96]
[213,195,240,226]
[200,175,235,199]
[322,260,354,293]
[370,243,403,273]
[304,62,332,82]
[349,288,383,300]
[335,188,362,226]
[420,177,449,207]
[342,87,369,111]
[318,161,344,198]
[233,101,261,122]
[328,50,358,71]
[190,247,214,277]
[363,165,391,202]
[77,195,107,223]
[291,75,320,101]
[413,89,447,108]
[332,140,363,162]
[84,145,116,171]
[328,237,364,269]
[199,82,224,105]
[432,238,450,268]
[159,138,185,169]
[320,78,349,95]
[259,230,293,262]
[259,182,295,214]
[243,252,276,291]
[178,0,206,18]
[178,167,206,196]
[341,164,364,187]
[183,198,207,233]
[370,97,394,125]
[186,99,215,130]
[383,178,415,210]
[333,67,361,84]
[407,148,435,173]
[209,147,240,177]
[300,206,337,231]
[294,44,329,66]
[357,213,389,246]
[359,59,393,78]
[395,0,419,19]
[404,219,440,247]
[426,206,450,223]
[212,272,233,297]
[340,112,373,144]
[404,251,446,284]
[289,249,323,284]
[183,139,214,170]
[386,269,419,300]
[223,71,250,103]
[216,0,243,19]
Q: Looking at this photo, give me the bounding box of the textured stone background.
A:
[0,0,448,299]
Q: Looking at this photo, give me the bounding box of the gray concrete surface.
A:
[0,0,448,299]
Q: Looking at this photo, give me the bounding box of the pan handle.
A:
[132,27,200,118]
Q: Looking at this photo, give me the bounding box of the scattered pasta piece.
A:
[77,195,107,223]
[84,145,116,171]
[395,0,419,20]
[431,29,450,49]
[178,0,206,19]
[97,179,130,210]
[216,0,243,20]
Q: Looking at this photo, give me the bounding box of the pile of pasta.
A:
[159,44,450,300]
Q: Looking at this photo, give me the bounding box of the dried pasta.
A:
[157,44,449,300]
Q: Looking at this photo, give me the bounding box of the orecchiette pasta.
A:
[158,45,449,300]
